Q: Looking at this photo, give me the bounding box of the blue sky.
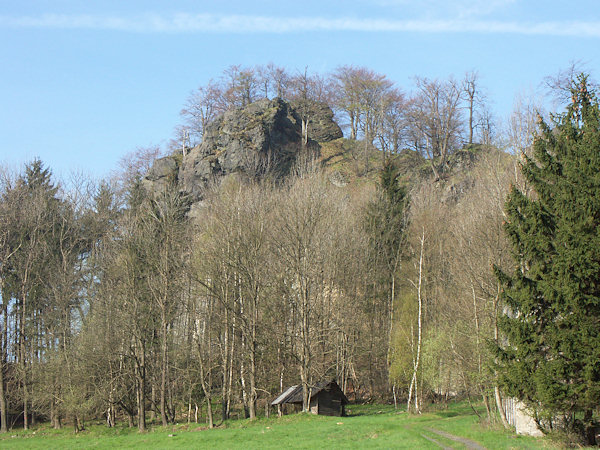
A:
[1,0,599,181]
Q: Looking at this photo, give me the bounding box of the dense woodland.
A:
[0,64,598,443]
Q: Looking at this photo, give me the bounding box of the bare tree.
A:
[505,92,540,157]
[267,63,291,99]
[222,65,259,108]
[462,71,486,145]
[271,172,342,411]
[141,187,189,425]
[543,61,597,106]
[376,88,408,158]
[332,65,363,140]
[289,67,333,147]
[448,149,517,427]
[180,79,225,144]
[408,76,464,179]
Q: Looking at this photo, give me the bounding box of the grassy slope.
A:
[0,403,555,449]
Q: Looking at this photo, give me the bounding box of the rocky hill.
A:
[143,97,498,207]
[143,98,342,201]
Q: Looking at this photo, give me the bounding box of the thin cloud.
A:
[369,0,517,19]
[0,13,599,38]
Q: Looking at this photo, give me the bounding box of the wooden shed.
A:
[271,381,349,416]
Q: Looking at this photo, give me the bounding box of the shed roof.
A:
[271,381,349,406]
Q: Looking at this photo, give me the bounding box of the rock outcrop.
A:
[141,155,180,194]
[144,97,342,201]
[290,99,343,143]
[180,97,303,200]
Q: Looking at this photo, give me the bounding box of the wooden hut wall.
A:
[315,392,343,416]
[310,397,319,415]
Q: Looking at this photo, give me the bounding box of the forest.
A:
[0,63,598,444]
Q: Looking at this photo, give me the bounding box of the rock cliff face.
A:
[141,155,180,194]
[143,98,342,201]
[290,99,343,142]
[181,98,302,200]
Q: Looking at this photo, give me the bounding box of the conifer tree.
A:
[496,75,600,443]
[366,159,408,388]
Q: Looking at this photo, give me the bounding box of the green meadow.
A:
[0,403,555,449]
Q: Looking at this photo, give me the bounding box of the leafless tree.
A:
[222,65,259,109]
[376,88,408,157]
[462,71,486,145]
[504,92,540,157]
[180,79,225,144]
[408,76,464,179]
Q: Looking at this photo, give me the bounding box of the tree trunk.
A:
[20,280,28,431]
[226,315,236,419]
[301,118,309,147]
[240,360,249,419]
[0,340,7,433]
[149,384,156,423]
[0,282,7,433]
[160,314,168,426]
[468,98,474,144]
[198,358,213,428]
[472,282,490,421]
[206,396,213,429]
[248,297,259,420]
[298,277,311,412]
[386,272,397,392]
[408,228,424,414]
[248,337,257,419]
[187,393,192,424]
[221,307,230,422]
[493,286,510,429]
[136,340,147,432]
[584,409,596,445]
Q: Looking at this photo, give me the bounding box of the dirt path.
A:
[422,427,487,450]
[420,433,453,449]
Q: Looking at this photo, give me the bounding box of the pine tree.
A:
[496,75,600,443]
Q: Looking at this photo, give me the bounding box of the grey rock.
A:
[180,98,305,200]
[142,155,180,195]
[290,99,343,142]
[144,98,340,203]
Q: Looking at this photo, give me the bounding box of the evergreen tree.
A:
[366,158,408,388]
[495,75,600,444]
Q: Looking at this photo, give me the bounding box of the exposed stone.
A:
[446,149,478,172]
[144,98,345,202]
[142,155,180,195]
[180,98,306,200]
[290,99,343,143]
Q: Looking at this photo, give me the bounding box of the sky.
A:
[1,0,600,181]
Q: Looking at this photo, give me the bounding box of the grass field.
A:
[0,402,556,449]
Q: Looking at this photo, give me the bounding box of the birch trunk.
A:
[407,228,424,414]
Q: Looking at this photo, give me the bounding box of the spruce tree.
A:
[366,158,408,386]
[496,75,600,443]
